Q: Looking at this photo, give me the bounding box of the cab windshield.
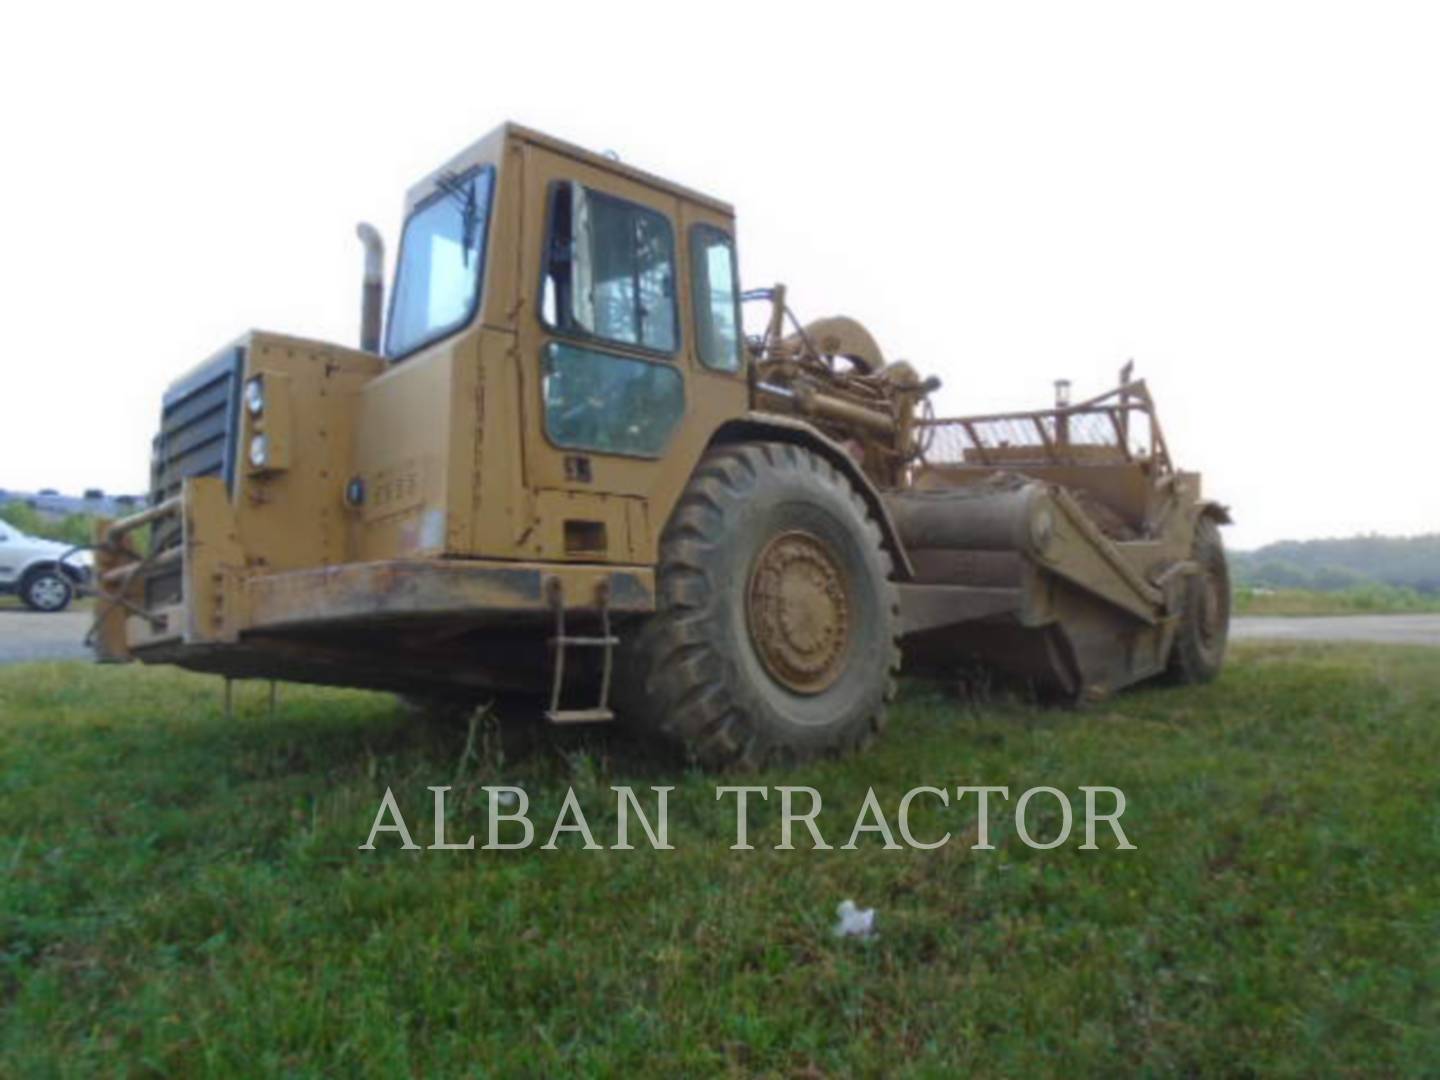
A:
[385,165,496,360]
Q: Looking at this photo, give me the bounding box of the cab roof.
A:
[404,122,734,218]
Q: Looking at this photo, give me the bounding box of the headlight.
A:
[249,433,269,468]
[244,377,265,416]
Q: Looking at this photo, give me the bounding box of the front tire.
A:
[618,442,900,769]
[20,566,74,613]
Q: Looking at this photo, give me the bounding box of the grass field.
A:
[1233,585,1440,617]
[2,645,1437,1074]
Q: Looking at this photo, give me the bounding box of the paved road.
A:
[1,610,1438,665]
[0,610,93,663]
[1232,614,1440,647]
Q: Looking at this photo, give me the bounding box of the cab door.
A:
[513,143,745,565]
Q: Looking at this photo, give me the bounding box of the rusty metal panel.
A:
[897,584,1022,636]
[245,559,654,631]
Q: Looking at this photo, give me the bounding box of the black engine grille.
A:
[146,345,245,606]
[150,345,245,504]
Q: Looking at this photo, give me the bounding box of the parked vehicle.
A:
[0,523,91,612]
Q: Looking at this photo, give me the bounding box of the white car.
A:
[0,522,92,612]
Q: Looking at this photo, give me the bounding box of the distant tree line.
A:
[0,502,95,547]
[1232,534,1440,595]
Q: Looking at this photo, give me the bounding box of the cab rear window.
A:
[689,226,741,372]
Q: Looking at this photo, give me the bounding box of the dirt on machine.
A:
[92,123,1231,768]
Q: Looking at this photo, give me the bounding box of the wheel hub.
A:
[746,531,851,694]
[31,577,68,610]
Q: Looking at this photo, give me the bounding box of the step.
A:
[545,707,616,724]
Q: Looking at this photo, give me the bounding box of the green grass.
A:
[0,595,92,612]
[2,646,1437,1074]
[1234,584,1440,616]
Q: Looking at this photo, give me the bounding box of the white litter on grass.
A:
[833,899,877,939]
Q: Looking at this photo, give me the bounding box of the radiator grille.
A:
[147,345,245,565]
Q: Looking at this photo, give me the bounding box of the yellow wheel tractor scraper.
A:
[92,124,1231,768]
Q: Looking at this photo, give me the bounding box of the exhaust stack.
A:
[355,222,385,354]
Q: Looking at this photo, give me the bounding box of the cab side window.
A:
[542,342,684,457]
[689,225,742,373]
[542,182,677,353]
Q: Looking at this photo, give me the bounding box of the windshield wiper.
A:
[435,171,481,267]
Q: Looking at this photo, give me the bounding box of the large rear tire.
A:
[618,442,900,769]
[1167,517,1230,684]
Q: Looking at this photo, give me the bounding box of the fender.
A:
[1197,499,1234,526]
[709,413,915,580]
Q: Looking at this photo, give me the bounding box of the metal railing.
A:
[918,378,1172,474]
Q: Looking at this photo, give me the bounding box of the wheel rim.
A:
[30,576,68,610]
[746,531,852,694]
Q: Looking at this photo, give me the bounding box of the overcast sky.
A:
[3,2,1437,550]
